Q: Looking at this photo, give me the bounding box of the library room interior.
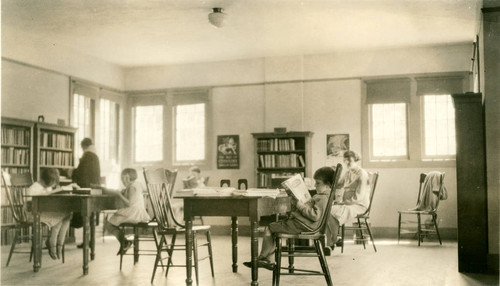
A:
[1,1,499,286]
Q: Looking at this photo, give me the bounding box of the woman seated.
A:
[328,150,371,245]
[26,168,71,260]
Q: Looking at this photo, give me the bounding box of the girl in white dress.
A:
[26,168,71,260]
[103,168,150,254]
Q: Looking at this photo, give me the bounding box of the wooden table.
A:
[31,194,116,274]
[175,192,290,286]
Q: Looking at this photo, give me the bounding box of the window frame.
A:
[170,90,210,167]
[361,73,468,168]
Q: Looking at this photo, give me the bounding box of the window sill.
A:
[363,159,456,169]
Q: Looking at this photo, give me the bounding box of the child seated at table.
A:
[243,166,336,270]
[26,168,71,260]
[103,168,150,254]
[183,166,207,188]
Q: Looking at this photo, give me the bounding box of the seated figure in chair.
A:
[26,168,71,260]
[103,168,150,254]
[329,150,370,245]
[183,166,206,188]
[243,166,336,270]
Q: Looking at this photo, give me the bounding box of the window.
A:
[362,75,466,167]
[99,98,119,162]
[174,103,206,162]
[422,95,456,159]
[134,105,163,162]
[371,103,407,159]
[72,93,95,159]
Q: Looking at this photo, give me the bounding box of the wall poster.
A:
[217,135,239,169]
[326,133,350,167]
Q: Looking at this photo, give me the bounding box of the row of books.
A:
[1,167,30,174]
[258,154,305,168]
[39,150,74,166]
[1,147,30,165]
[257,172,304,188]
[39,132,73,149]
[257,138,296,152]
[1,127,30,146]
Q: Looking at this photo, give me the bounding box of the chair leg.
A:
[62,244,65,263]
[151,235,165,283]
[417,214,421,246]
[357,218,366,250]
[341,224,345,253]
[165,233,176,276]
[433,214,442,245]
[274,236,283,286]
[119,227,125,270]
[315,239,333,286]
[287,238,295,273]
[364,218,377,252]
[206,230,215,277]
[133,227,139,264]
[6,230,18,267]
[397,213,402,244]
[193,234,199,286]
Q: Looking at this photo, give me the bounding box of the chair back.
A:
[165,169,178,198]
[237,179,248,190]
[415,173,427,205]
[303,163,343,234]
[143,168,183,230]
[1,171,33,224]
[220,179,230,187]
[203,176,209,185]
[416,172,445,212]
[358,171,379,217]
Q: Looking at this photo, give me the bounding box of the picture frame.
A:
[217,135,239,169]
[326,133,349,167]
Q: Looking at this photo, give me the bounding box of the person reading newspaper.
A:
[243,167,335,270]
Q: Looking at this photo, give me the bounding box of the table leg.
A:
[185,218,193,286]
[33,199,41,272]
[231,216,238,272]
[251,220,259,286]
[83,213,90,275]
[90,212,96,260]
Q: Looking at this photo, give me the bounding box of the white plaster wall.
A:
[1,60,70,124]
[2,29,124,90]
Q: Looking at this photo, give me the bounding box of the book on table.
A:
[281,174,311,203]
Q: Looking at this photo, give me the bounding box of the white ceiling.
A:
[2,0,482,67]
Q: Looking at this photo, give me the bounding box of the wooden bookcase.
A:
[252,131,313,188]
[33,122,77,184]
[1,117,35,245]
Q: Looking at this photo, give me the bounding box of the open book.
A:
[281,174,311,203]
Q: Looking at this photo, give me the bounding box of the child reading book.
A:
[103,168,150,254]
[182,166,207,189]
[243,166,335,270]
[26,168,71,260]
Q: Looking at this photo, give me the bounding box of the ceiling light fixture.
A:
[208,7,226,28]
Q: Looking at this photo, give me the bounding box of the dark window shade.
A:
[416,76,464,96]
[366,79,411,104]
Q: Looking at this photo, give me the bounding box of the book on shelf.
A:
[281,174,311,203]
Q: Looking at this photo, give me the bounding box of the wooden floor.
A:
[1,234,498,286]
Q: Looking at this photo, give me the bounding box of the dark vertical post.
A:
[231,216,238,272]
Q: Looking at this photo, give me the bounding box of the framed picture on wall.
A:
[217,135,239,169]
[326,134,349,167]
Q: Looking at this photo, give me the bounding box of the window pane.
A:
[175,103,205,161]
[72,94,94,159]
[134,105,163,162]
[99,99,119,162]
[371,103,407,157]
[423,95,456,157]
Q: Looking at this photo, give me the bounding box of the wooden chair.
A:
[144,168,214,284]
[118,170,178,270]
[237,179,248,190]
[1,171,65,266]
[398,172,445,246]
[273,163,343,286]
[340,171,379,253]
[220,179,230,187]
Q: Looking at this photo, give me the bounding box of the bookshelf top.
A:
[251,131,313,139]
[1,117,36,128]
[36,122,77,133]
